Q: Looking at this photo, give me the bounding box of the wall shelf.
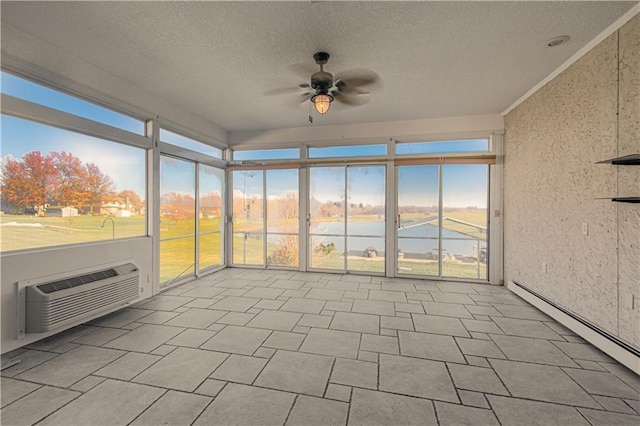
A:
[596,154,640,165]
[597,154,639,203]
[596,197,640,204]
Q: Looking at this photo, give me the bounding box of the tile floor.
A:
[2,268,639,425]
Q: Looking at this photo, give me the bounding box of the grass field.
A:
[0,214,146,252]
[3,210,487,281]
[159,217,223,284]
[310,251,486,279]
[0,213,225,285]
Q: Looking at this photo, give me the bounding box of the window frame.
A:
[232,148,300,161]
[307,143,388,159]
[0,94,152,255]
[394,137,491,158]
[1,70,146,134]
[160,126,224,160]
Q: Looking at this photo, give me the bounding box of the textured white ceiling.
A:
[1,1,636,132]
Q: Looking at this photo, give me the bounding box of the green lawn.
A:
[159,217,223,284]
[0,214,146,252]
[3,212,486,281]
[310,251,486,279]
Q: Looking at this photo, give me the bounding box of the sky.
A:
[1,115,147,198]
[1,71,488,209]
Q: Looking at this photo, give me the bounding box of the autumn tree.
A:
[85,163,116,214]
[199,190,222,217]
[1,151,117,215]
[1,156,28,213]
[50,151,88,208]
[0,151,57,212]
[160,191,195,219]
[118,189,144,211]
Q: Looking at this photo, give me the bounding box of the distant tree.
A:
[0,151,118,215]
[0,151,57,212]
[200,190,222,217]
[85,163,116,214]
[0,157,28,212]
[50,151,88,208]
[119,189,144,211]
[268,192,298,221]
[161,191,196,219]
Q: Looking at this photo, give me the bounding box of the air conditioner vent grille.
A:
[23,263,140,334]
[36,268,118,294]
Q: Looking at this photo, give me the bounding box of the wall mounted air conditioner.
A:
[17,263,140,337]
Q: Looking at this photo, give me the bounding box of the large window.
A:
[233,148,299,161]
[231,169,299,268]
[309,165,386,274]
[397,164,488,280]
[159,156,196,284]
[0,115,147,252]
[199,164,224,270]
[308,144,387,158]
[1,72,144,134]
[266,169,299,267]
[396,139,489,155]
[159,154,225,286]
[160,129,222,159]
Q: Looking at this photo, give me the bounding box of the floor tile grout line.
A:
[125,386,168,426]
[189,389,219,426]
[282,393,299,425]
[443,361,463,405]
[5,269,640,425]
[483,396,505,426]
[0,381,43,410]
[323,357,338,399]
[27,384,85,425]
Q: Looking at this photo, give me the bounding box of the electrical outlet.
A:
[622,294,635,310]
[581,222,588,236]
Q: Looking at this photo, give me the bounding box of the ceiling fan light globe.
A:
[311,93,333,114]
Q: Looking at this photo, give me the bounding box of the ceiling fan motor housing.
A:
[311,70,333,92]
[313,51,330,65]
[311,52,333,93]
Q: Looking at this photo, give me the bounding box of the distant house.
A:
[100,200,133,217]
[61,207,79,217]
[46,207,78,217]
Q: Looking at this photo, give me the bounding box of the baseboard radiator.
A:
[508,280,640,375]
[18,263,140,336]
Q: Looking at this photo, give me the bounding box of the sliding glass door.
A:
[199,164,224,271]
[308,165,385,274]
[232,171,264,265]
[397,165,440,276]
[231,169,299,268]
[160,155,225,287]
[266,169,300,267]
[396,164,488,280]
[160,156,196,285]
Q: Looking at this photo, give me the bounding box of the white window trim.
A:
[1,94,151,149]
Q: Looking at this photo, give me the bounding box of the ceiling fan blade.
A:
[334,68,381,93]
[264,86,306,96]
[334,84,370,95]
[333,92,370,106]
[289,63,317,81]
[288,93,311,108]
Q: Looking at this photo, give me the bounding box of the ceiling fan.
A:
[268,52,381,115]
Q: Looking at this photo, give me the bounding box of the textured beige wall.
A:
[618,15,640,347]
[504,14,639,349]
